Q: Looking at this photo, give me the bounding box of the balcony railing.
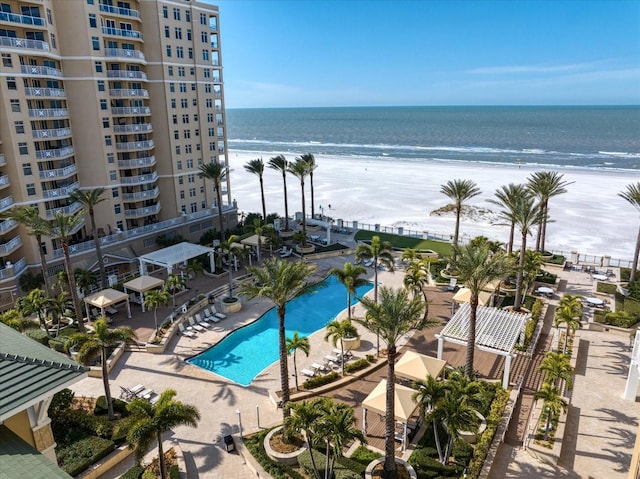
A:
[116,139,154,151]
[32,127,72,139]
[120,172,158,185]
[28,108,69,118]
[0,236,23,256]
[0,219,17,233]
[21,65,62,77]
[0,196,14,212]
[39,164,77,180]
[102,26,142,40]
[0,154,5,166]
[113,123,152,134]
[42,182,78,199]
[0,11,46,27]
[104,48,145,60]
[35,145,74,160]
[0,36,49,51]
[124,202,161,218]
[107,70,147,80]
[122,186,159,201]
[109,88,148,98]
[0,257,27,279]
[45,201,82,218]
[0,175,10,188]
[111,106,151,116]
[25,87,66,97]
[117,155,155,168]
[99,3,140,19]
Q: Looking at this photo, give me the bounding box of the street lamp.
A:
[236,409,243,437]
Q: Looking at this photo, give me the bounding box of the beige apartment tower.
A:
[0,0,235,303]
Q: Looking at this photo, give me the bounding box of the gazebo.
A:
[123,276,165,312]
[435,302,529,388]
[83,288,131,319]
[395,351,447,383]
[138,242,214,277]
[362,379,419,452]
[452,287,493,306]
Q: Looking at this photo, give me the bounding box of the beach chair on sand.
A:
[178,323,197,338]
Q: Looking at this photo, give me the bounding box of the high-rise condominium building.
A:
[0,0,236,303]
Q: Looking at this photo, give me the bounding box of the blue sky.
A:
[206,0,640,108]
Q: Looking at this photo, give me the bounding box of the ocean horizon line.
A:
[226,104,640,111]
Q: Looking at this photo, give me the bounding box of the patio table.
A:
[585,297,604,306]
[536,286,554,296]
[592,274,608,281]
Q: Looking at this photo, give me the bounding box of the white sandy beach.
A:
[228,149,637,261]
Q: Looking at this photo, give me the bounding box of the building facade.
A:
[0,0,235,303]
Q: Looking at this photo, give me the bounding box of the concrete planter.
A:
[459,411,487,444]
[342,336,361,351]
[264,426,307,466]
[365,458,417,479]
[296,244,316,255]
[87,343,125,378]
[279,229,295,239]
[221,298,242,314]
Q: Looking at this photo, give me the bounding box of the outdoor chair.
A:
[178,323,197,338]
[188,317,206,332]
[301,368,316,378]
[210,306,226,319]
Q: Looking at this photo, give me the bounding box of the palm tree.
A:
[239,258,316,424]
[355,235,395,303]
[401,248,421,264]
[554,294,583,354]
[165,274,186,307]
[74,268,98,298]
[116,389,200,479]
[512,196,541,311]
[324,319,358,376]
[199,162,228,242]
[286,332,310,390]
[287,158,311,235]
[3,206,52,295]
[285,399,324,478]
[356,287,433,477]
[330,262,368,320]
[412,374,448,462]
[217,234,242,300]
[449,242,511,378]
[429,391,479,464]
[300,153,317,219]
[533,382,568,441]
[71,188,107,289]
[186,259,204,279]
[250,218,269,263]
[268,154,291,231]
[488,183,532,254]
[403,259,430,313]
[144,288,170,332]
[65,317,137,420]
[527,171,573,252]
[244,157,267,223]
[0,308,38,332]
[440,179,481,254]
[619,182,640,283]
[49,291,73,337]
[16,289,52,338]
[539,351,574,390]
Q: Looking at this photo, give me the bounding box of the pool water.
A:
[187,275,373,386]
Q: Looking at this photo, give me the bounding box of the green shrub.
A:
[52,409,114,446]
[302,371,340,389]
[25,328,49,345]
[597,282,617,295]
[344,358,370,373]
[243,429,305,479]
[169,464,180,479]
[48,389,74,417]
[57,436,115,476]
[142,469,156,479]
[603,311,639,329]
[624,297,640,316]
[48,337,67,352]
[349,445,381,466]
[530,299,543,322]
[298,449,360,479]
[535,271,557,285]
[120,465,144,479]
[94,395,129,416]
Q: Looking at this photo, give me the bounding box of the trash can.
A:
[223,434,234,452]
[208,294,215,304]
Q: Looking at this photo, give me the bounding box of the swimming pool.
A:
[187,275,373,386]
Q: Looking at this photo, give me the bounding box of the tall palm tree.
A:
[144,288,170,332]
[403,259,430,312]
[355,235,395,303]
[250,218,269,263]
[285,399,324,478]
[324,319,358,376]
[287,158,311,235]
[512,196,541,311]
[217,234,242,300]
[533,382,568,441]
[619,182,640,283]
[3,206,52,295]
[412,374,448,462]
[553,299,582,354]
[186,259,204,279]
[65,317,137,420]
[116,389,200,479]
[450,242,511,378]
[539,351,574,390]
[199,162,228,242]
[165,274,185,307]
[286,331,310,390]
[16,289,52,338]
[239,259,316,424]
[268,154,291,231]
[49,291,73,337]
[244,157,267,223]
[330,262,368,320]
[74,268,98,298]
[440,179,481,254]
[356,287,433,478]
[488,183,532,254]
[429,391,479,464]
[70,188,107,288]
[527,171,573,252]
[300,153,317,219]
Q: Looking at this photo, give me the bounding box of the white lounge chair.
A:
[301,368,316,378]
[193,315,212,328]
[280,248,293,258]
[210,306,226,319]
[188,317,206,332]
[447,277,458,292]
[178,323,196,338]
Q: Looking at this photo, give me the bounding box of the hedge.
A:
[302,371,340,390]
[349,445,381,466]
[25,329,49,345]
[244,429,305,479]
[57,436,115,476]
[603,311,639,329]
[535,271,557,285]
[121,465,145,479]
[94,395,130,417]
[298,449,360,479]
[344,357,371,374]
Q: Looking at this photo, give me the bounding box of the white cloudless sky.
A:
[205,0,640,108]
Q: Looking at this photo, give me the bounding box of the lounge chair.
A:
[136,387,155,400]
[149,394,160,405]
[447,278,458,292]
[280,248,293,258]
[301,368,316,378]
[210,306,226,319]
[193,315,212,328]
[119,386,135,401]
[188,317,206,332]
[311,362,328,373]
[178,323,197,338]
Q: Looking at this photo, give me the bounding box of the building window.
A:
[206,99,213,108]
[204,68,211,78]
[182,114,189,124]
[175,145,181,155]
[186,10,191,22]
[112,187,119,198]
[105,135,112,146]
[173,8,180,20]
[6,77,16,90]
[47,8,52,24]
[166,45,172,57]
[189,188,196,197]
[1,54,11,68]
[26,183,36,196]
[14,121,24,134]
[177,160,182,170]
[18,143,28,155]
[114,204,121,214]
[175,27,182,40]
[181,98,188,108]
[168,66,173,76]
[95,61,103,73]
[202,50,209,61]
[107,152,114,163]
[184,130,191,139]
[178,176,184,185]
[208,128,214,138]
[89,14,96,28]
[176,46,184,58]
[207,113,214,122]
[102,117,109,128]
[196,144,201,152]
[190,67,195,76]
[172,114,178,124]
[97,80,105,91]
[180,191,185,199]
[201,31,207,43]
[162,5,168,18]
[193,114,198,122]
[171,98,176,108]
[116,220,123,230]
[194,129,199,137]
[87,0,94,4]
[100,99,107,110]
[205,84,211,93]
[191,83,196,91]
[22,163,32,176]
[169,82,175,93]
[164,25,170,38]
[179,83,186,93]
[186,158,193,168]
[92,36,100,50]
[174,130,179,140]
[192,98,197,106]
[188,47,193,59]
[187,29,192,41]
[188,173,195,183]
[190,202,197,213]
[50,33,56,49]
[178,66,185,77]
[110,170,117,181]
[185,145,192,154]
[200,13,207,25]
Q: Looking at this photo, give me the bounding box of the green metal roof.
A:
[0,324,88,420]
[0,425,73,479]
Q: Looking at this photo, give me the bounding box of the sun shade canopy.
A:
[452,287,492,306]
[395,351,447,382]
[362,379,418,422]
[139,242,214,269]
[84,288,129,309]
[123,275,164,293]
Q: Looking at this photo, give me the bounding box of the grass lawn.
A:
[354,230,453,257]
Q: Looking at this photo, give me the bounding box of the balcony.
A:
[28,108,69,118]
[116,139,154,151]
[107,70,147,80]
[122,186,159,201]
[0,36,49,51]
[99,3,140,19]
[42,182,78,199]
[113,123,152,134]
[120,172,158,185]
[0,196,14,213]
[0,11,46,27]
[35,145,74,160]
[0,175,10,189]
[0,219,18,234]
[45,201,82,218]
[0,154,5,166]
[104,48,145,61]
[111,106,151,116]
[102,26,142,40]
[32,127,72,139]
[39,164,77,180]
[0,236,23,256]
[124,202,161,218]
[21,64,62,77]
[117,155,155,168]
[109,88,148,98]
[0,257,26,280]
[25,87,66,98]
